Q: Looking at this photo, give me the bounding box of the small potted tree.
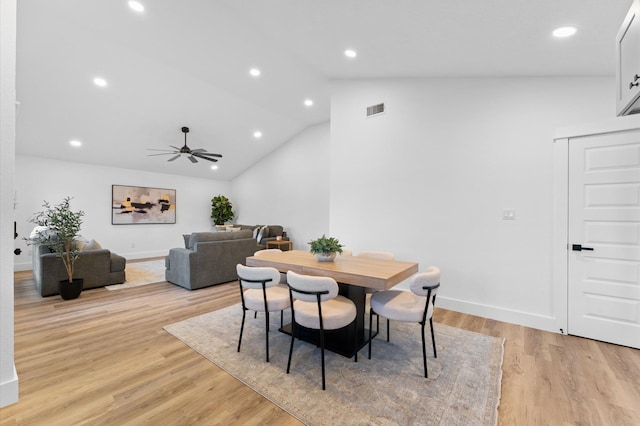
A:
[308,234,343,262]
[210,194,235,228]
[27,197,85,299]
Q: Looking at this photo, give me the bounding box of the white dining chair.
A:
[236,264,290,362]
[286,271,358,390]
[368,266,441,378]
[254,248,287,283]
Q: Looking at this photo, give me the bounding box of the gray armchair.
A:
[32,243,126,297]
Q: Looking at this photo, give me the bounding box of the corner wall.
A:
[329,76,615,332]
[231,122,330,250]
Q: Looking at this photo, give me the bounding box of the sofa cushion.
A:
[267,225,284,237]
[188,230,253,249]
[183,234,190,248]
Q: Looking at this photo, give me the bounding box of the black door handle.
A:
[572,244,594,252]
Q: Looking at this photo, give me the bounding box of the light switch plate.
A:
[502,209,516,220]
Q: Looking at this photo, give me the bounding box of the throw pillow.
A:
[252,226,260,239]
[256,225,268,243]
[81,239,102,251]
[29,225,52,240]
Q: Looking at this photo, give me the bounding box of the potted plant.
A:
[308,234,343,262]
[27,197,85,299]
[211,194,235,227]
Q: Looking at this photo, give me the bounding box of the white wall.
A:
[14,155,231,270]
[329,76,615,332]
[231,122,330,250]
[1,0,18,408]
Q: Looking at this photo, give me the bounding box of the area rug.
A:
[164,304,504,425]
[106,259,165,290]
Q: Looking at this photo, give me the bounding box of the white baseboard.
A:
[124,250,168,261]
[437,296,565,335]
[14,261,30,272]
[0,365,19,408]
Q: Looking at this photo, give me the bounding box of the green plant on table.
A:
[308,234,343,255]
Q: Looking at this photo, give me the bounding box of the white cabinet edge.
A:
[554,114,640,140]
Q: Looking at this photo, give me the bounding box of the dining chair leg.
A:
[238,309,246,353]
[353,320,358,363]
[421,322,428,378]
[368,308,374,359]
[264,311,270,362]
[280,310,284,328]
[430,318,437,358]
[286,322,295,374]
[386,318,390,342]
[319,328,326,390]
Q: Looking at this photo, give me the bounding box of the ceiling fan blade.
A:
[148,152,178,157]
[192,152,218,162]
[169,145,183,151]
[168,154,181,162]
[191,148,206,153]
[147,148,176,152]
[196,152,223,158]
[188,155,198,163]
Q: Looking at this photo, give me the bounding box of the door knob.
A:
[572,244,594,251]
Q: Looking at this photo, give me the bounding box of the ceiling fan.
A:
[148,127,223,163]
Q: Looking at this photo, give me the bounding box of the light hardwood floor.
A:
[2,272,639,425]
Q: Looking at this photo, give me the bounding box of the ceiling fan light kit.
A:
[147,127,223,164]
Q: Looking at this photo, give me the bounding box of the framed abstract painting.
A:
[112,185,176,225]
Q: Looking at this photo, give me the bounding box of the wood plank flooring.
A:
[1,272,639,425]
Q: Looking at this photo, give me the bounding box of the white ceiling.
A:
[15,0,633,180]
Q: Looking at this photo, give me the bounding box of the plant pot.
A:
[316,253,336,262]
[59,278,83,300]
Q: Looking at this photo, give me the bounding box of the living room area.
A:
[3,0,640,424]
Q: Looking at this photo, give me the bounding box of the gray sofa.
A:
[165,229,259,290]
[32,243,126,297]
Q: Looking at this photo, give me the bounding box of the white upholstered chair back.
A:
[357,251,394,260]
[287,271,339,302]
[409,266,441,297]
[254,248,282,256]
[236,264,281,290]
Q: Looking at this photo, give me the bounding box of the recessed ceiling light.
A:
[304,99,314,107]
[253,131,262,139]
[553,26,577,38]
[211,165,218,170]
[93,77,107,87]
[69,140,82,147]
[128,1,144,12]
[249,68,261,77]
[344,49,357,58]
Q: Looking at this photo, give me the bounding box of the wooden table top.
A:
[246,250,418,290]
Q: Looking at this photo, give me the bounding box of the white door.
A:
[568,130,640,349]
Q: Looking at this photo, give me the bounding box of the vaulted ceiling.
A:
[16,0,632,180]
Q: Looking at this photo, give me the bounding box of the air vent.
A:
[366,103,385,118]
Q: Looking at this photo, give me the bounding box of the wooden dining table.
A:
[246,250,419,357]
